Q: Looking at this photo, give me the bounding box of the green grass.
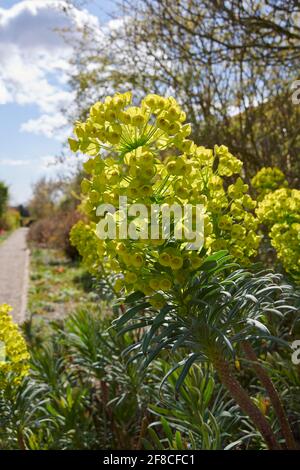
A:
[28,248,109,319]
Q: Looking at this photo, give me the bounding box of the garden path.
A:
[0,228,29,323]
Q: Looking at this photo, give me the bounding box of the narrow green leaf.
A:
[175,353,200,393]
[160,417,173,443]
[114,302,150,327]
[125,291,145,304]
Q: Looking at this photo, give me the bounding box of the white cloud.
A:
[0,158,31,166]
[40,154,58,166]
[0,80,12,104]
[0,0,100,139]
[39,153,86,176]
[21,112,71,140]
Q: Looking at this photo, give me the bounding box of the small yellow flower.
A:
[159,252,171,267]
[131,253,144,268]
[0,304,30,389]
[149,293,165,309]
[125,272,138,284]
[170,256,183,270]
[160,278,172,291]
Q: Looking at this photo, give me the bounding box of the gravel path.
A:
[0,228,30,323]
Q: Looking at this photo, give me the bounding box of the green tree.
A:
[0,181,8,220]
[66,0,300,186]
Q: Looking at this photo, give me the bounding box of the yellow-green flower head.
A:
[0,304,30,389]
[69,93,260,304]
[69,92,190,158]
[251,167,288,200]
[256,187,300,281]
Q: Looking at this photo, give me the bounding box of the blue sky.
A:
[0,0,116,204]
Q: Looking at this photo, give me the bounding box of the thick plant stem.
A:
[211,351,281,450]
[17,430,26,450]
[242,341,297,450]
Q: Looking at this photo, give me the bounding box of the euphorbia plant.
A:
[70,92,259,305]
[251,167,288,202]
[114,255,298,450]
[256,185,300,283]
[0,304,30,389]
[69,92,297,449]
[250,168,300,283]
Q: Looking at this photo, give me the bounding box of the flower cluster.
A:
[70,93,260,306]
[256,188,300,281]
[0,304,30,389]
[70,220,110,276]
[251,167,288,201]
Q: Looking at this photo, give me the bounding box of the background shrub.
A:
[27,211,83,260]
[0,208,21,232]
